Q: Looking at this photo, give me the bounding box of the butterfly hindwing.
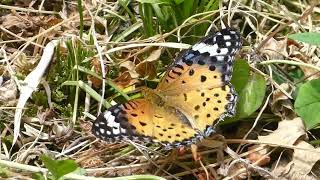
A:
[164,83,237,136]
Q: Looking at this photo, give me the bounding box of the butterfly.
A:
[92,28,242,149]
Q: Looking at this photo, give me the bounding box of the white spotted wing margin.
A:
[91,104,151,143]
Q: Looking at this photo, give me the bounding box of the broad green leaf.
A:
[288,32,320,46]
[294,78,320,129]
[41,155,78,180]
[236,73,267,119]
[231,59,250,93]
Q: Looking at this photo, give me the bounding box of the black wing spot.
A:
[202,102,206,107]
[176,134,181,137]
[209,65,216,71]
[156,125,161,128]
[168,135,172,138]
[168,73,175,79]
[172,69,182,76]
[182,131,187,134]
[194,105,200,110]
[206,98,210,101]
[194,115,199,119]
[185,60,193,66]
[207,114,211,118]
[226,94,232,100]
[159,133,164,137]
[214,93,219,97]
[170,123,175,126]
[214,107,219,111]
[131,113,138,117]
[201,75,207,82]
[175,64,184,70]
[210,56,217,62]
[213,75,218,79]
[201,92,205,97]
[123,104,129,110]
[217,100,222,103]
[139,121,147,126]
[163,129,167,132]
[182,80,186,84]
[198,60,205,65]
[189,69,195,76]
[183,93,188,101]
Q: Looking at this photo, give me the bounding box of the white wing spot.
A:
[113,108,120,114]
[106,114,118,127]
[106,131,111,135]
[220,48,229,55]
[103,111,112,120]
[192,43,207,51]
[120,128,127,133]
[226,42,231,46]
[217,56,224,61]
[100,128,105,134]
[113,126,120,135]
[223,35,231,40]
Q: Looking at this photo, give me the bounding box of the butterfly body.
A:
[92,28,242,149]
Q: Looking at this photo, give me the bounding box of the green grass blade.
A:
[62,80,111,108]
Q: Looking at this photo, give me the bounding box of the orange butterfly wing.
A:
[155,28,241,135]
[92,97,201,148]
[92,28,242,148]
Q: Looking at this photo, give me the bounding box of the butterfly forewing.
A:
[92,98,201,148]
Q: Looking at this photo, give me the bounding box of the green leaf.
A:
[181,0,194,18]
[294,79,320,129]
[288,32,320,46]
[236,73,267,119]
[139,3,155,37]
[32,173,46,180]
[174,0,185,4]
[41,155,78,180]
[231,59,250,93]
[136,0,173,4]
